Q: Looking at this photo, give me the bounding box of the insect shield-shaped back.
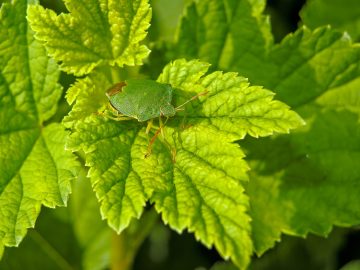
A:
[106,79,176,122]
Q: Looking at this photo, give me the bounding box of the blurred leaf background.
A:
[1,0,360,269]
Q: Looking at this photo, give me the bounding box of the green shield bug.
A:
[104,79,208,159]
[106,79,177,122]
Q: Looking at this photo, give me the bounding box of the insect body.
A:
[105,79,207,160]
[106,79,177,121]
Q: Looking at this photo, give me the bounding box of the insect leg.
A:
[159,117,177,162]
[145,117,177,162]
[108,102,120,115]
[144,126,162,159]
[145,117,166,158]
[96,109,132,121]
[146,119,153,134]
[106,115,133,121]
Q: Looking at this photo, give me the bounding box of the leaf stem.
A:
[111,208,158,270]
[0,244,4,260]
[29,230,73,270]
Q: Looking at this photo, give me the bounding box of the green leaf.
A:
[136,125,253,267]
[244,108,360,254]
[341,260,360,270]
[301,0,360,41]
[0,208,81,270]
[150,0,188,41]
[174,0,360,108]
[63,71,111,128]
[0,0,78,250]
[67,117,147,233]
[316,70,360,115]
[227,27,360,109]
[250,229,347,270]
[174,0,360,257]
[66,59,303,268]
[240,27,360,255]
[158,59,304,140]
[175,0,273,71]
[27,0,152,76]
[1,170,111,270]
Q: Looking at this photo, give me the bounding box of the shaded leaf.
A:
[175,0,273,71]
[174,0,360,257]
[70,169,111,270]
[301,0,360,41]
[244,108,360,254]
[0,0,78,250]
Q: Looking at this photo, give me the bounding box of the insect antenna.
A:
[175,90,209,111]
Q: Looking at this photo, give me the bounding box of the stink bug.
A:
[104,79,208,159]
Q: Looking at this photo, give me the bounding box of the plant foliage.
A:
[0,0,359,269]
[172,0,360,256]
[0,0,78,254]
